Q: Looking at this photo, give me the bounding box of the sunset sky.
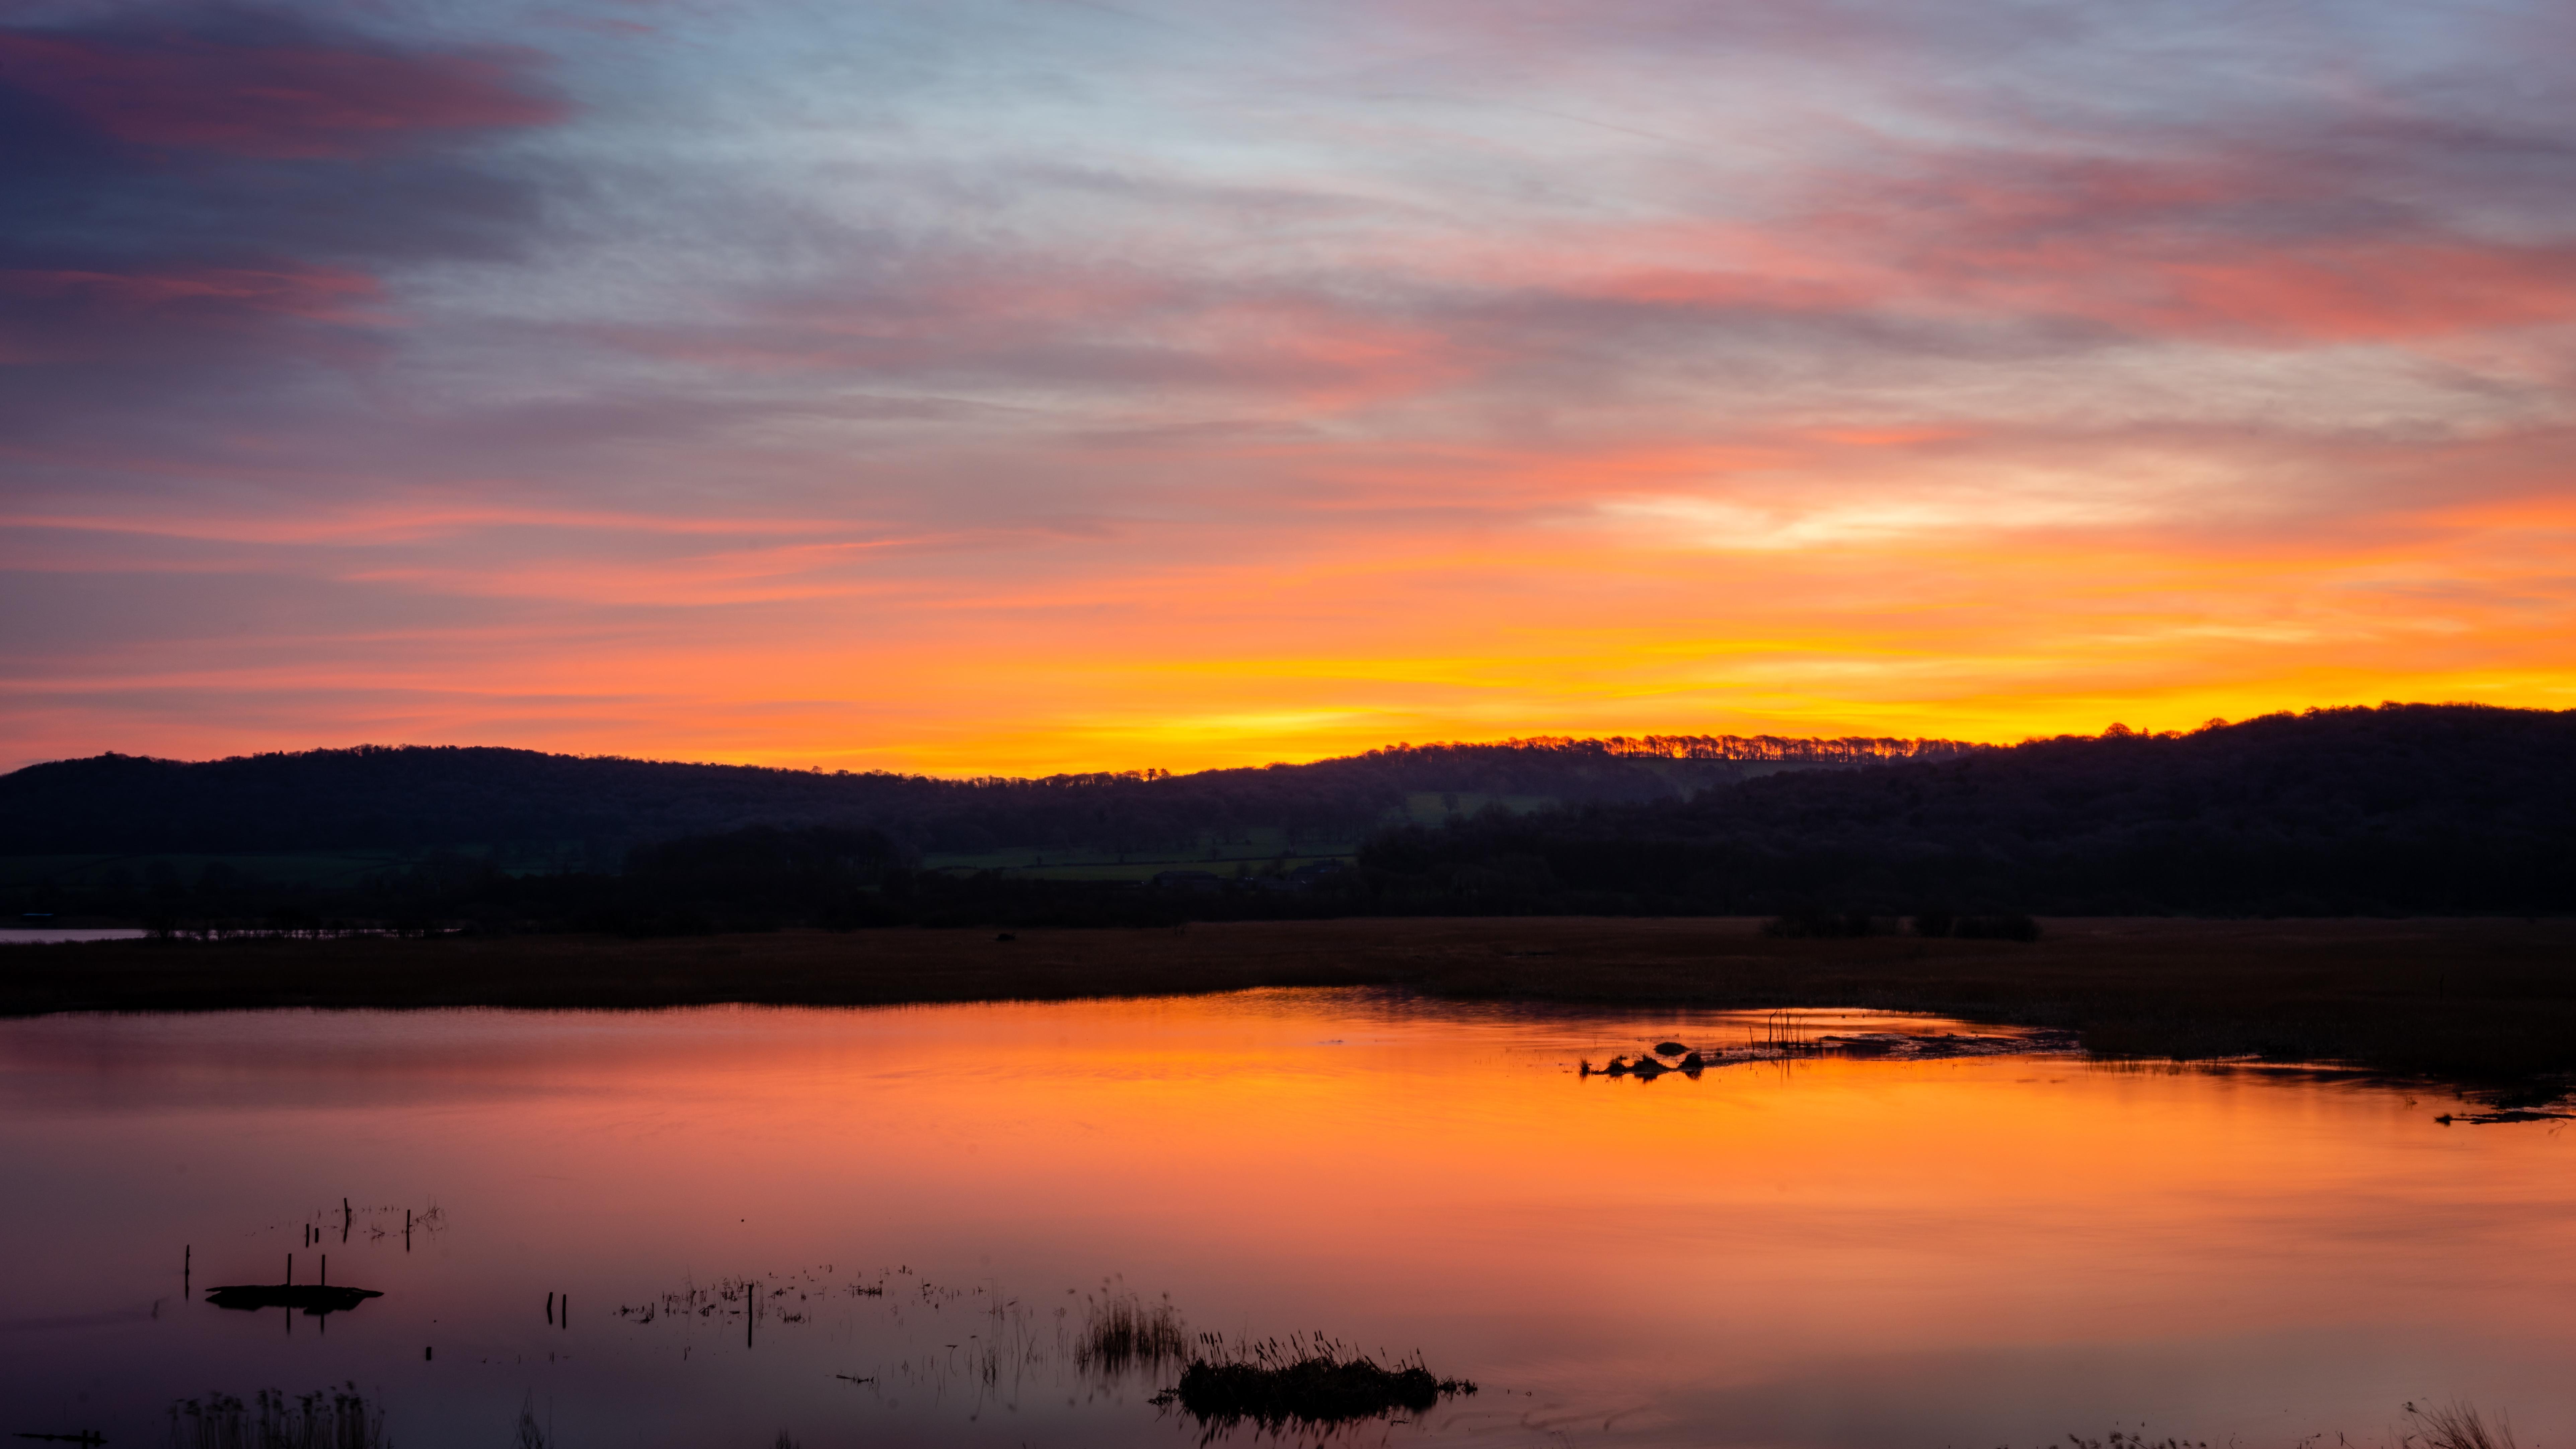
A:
[5,0,2572,774]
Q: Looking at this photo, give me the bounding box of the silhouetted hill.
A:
[15,706,2561,928]
[1354,704,2576,916]
[0,734,1964,859]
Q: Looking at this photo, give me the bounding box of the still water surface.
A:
[3,990,2569,1447]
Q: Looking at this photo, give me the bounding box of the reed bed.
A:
[168,1387,384,1449]
[1153,1333,1474,1431]
[2407,1399,2520,1449]
[1076,1291,1190,1375]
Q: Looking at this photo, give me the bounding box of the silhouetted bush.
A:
[1152,1337,1474,1432]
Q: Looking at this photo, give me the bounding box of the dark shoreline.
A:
[5,916,2572,1098]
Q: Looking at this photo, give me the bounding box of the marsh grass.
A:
[1153,1333,1475,1431]
[2406,1400,2519,1449]
[168,1386,385,1449]
[2055,1433,2205,1449]
[1076,1291,1189,1375]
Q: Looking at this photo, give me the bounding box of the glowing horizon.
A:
[6,1,2572,776]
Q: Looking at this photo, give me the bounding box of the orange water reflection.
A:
[1,991,2568,1447]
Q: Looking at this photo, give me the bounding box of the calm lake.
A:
[4,989,2569,1447]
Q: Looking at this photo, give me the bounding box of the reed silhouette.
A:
[167,1385,384,1449]
[2407,1399,2520,1449]
[1077,1292,1189,1375]
[1153,1333,1474,1433]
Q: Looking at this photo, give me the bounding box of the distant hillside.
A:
[1357,704,2576,916]
[0,733,1971,860]
[6,708,2568,928]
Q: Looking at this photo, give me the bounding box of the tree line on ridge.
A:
[6,705,2570,931]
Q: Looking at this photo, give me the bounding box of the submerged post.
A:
[285,1253,292,1285]
[184,1245,191,1298]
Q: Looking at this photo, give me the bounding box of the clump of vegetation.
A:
[2052,1434,2205,1449]
[1153,1334,1475,1431]
[168,1385,386,1449]
[1076,1291,1190,1375]
[2407,1399,2520,1449]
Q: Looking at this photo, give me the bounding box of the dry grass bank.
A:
[5,917,2571,1091]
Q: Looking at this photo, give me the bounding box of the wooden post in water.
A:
[320,1254,326,1286]
[184,1245,191,1298]
[546,1292,553,1325]
[285,1252,292,1285]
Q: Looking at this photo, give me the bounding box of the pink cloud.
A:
[0,263,385,322]
[1795,150,2576,345]
[1423,148,2576,351]
[0,27,561,158]
[0,261,392,365]
[598,262,1486,411]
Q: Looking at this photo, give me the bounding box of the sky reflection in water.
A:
[1,991,2569,1447]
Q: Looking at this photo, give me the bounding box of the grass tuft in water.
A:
[2053,1433,2205,1449]
[1153,1333,1475,1430]
[2407,1400,2519,1449]
[1075,1291,1189,1375]
[167,1384,387,1449]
